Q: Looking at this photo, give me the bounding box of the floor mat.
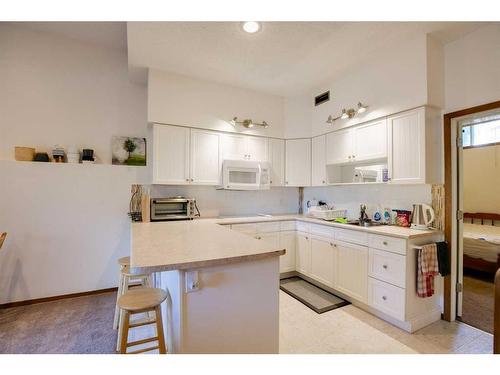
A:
[460,274,494,334]
[280,277,349,314]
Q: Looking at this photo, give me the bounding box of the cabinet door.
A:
[268,138,285,186]
[326,128,353,165]
[190,129,221,185]
[279,231,296,273]
[153,125,190,184]
[353,119,387,162]
[285,138,311,187]
[311,135,327,186]
[336,240,368,303]
[310,236,336,287]
[247,137,268,162]
[220,133,247,161]
[387,108,425,184]
[295,232,311,275]
[258,232,280,246]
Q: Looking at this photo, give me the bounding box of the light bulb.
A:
[242,21,261,34]
[357,102,367,113]
[340,109,348,120]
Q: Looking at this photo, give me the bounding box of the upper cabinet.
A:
[285,138,311,187]
[326,119,387,165]
[268,138,285,187]
[352,119,387,162]
[387,107,442,184]
[190,129,221,185]
[220,133,268,162]
[311,135,327,186]
[153,124,190,184]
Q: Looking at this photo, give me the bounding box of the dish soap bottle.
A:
[373,205,383,222]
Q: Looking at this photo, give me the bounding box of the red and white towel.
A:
[417,243,439,298]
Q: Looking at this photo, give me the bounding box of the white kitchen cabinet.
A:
[258,231,280,245]
[310,235,336,287]
[285,138,311,187]
[387,106,442,184]
[352,119,387,162]
[153,124,190,184]
[279,231,296,273]
[268,138,285,186]
[295,231,311,275]
[326,128,353,165]
[190,129,221,185]
[220,133,268,162]
[311,135,327,186]
[336,240,368,303]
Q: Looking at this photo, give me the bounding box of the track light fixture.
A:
[326,102,369,124]
[230,117,269,129]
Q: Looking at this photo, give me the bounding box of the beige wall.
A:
[463,144,500,214]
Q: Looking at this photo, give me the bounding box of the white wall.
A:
[463,145,500,214]
[150,185,299,218]
[445,24,500,113]
[148,69,286,138]
[304,184,431,220]
[0,24,148,163]
[0,161,149,304]
[0,24,149,304]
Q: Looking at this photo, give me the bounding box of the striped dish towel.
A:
[417,243,439,298]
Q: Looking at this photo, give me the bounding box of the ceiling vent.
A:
[314,91,330,106]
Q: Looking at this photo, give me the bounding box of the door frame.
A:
[443,100,500,321]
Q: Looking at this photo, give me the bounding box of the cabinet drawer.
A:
[296,221,310,233]
[280,221,296,231]
[335,228,368,246]
[231,223,257,235]
[310,223,334,238]
[368,234,406,255]
[368,248,406,288]
[257,222,281,233]
[368,277,405,321]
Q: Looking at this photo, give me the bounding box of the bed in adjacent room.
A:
[463,213,500,275]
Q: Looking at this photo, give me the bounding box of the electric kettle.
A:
[410,203,435,230]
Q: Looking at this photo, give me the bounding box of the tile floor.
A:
[0,290,494,354]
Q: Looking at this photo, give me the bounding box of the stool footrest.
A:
[127,336,159,348]
[129,317,156,328]
[128,345,161,354]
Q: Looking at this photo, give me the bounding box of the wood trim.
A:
[464,141,500,150]
[464,212,500,223]
[0,287,118,309]
[443,100,500,322]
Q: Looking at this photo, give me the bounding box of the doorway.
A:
[455,110,500,333]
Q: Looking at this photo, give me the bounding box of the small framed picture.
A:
[111,136,146,166]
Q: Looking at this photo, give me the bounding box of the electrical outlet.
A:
[185,270,200,293]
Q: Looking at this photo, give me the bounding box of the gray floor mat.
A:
[280,276,349,314]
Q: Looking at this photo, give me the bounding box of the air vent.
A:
[314,91,330,106]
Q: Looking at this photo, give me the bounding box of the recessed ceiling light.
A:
[242,21,260,34]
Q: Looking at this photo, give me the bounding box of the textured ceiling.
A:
[127,21,486,96]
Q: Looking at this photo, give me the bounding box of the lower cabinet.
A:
[336,240,368,303]
[310,235,336,287]
[295,231,311,275]
[278,231,296,273]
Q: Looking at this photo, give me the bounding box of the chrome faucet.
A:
[359,204,369,223]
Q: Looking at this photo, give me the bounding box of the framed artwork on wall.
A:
[111,136,146,166]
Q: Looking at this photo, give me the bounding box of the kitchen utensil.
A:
[15,147,35,161]
[410,203,435,230]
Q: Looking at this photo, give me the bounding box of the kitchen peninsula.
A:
[130,220,285,354]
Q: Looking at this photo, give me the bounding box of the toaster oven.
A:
[150,197,197,221]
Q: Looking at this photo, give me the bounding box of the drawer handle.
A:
[256,236,262,240]
[382,296,387,301]
[382,264,388,269]
[383,241,388,246]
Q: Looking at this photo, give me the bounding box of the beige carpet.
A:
[461,275,494,334]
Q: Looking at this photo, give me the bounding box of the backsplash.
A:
[303,184,432,220]
[149,185,300,217]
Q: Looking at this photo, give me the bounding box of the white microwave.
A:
[220,160,271,190]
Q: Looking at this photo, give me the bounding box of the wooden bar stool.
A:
[118,287,168,354]
[113,256,152,330]
[0,232,6,250]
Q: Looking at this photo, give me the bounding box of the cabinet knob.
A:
[383,264,388,269]
[270,180,273,184]
[383,241,388,245]
[255,236,261,240]
[322,180,326,184]
[348,156,351,159]
[186,178,189,182]
[382,296,387,301]
[285,181,288,184]
[305,236,308,240]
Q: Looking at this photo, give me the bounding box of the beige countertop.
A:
[130,214,441,273]
[209,214,440,239]
[131,220,285,273]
